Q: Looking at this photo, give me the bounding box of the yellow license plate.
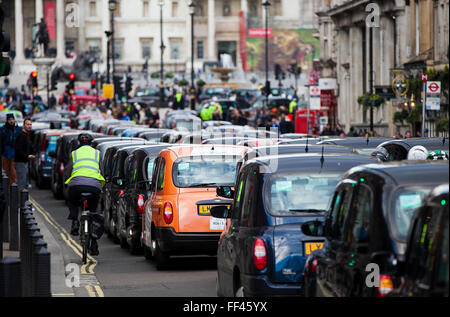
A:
[198,205,230,216]
[304,242,325,255]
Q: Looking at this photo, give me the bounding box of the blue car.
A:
[210,153,377,297]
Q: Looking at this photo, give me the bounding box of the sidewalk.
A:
[1,204,75,297]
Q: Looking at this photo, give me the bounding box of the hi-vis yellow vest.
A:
[65,146,105,187]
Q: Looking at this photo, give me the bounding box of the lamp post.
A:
[109,0,117,104]
[262,0,271,107]
[189,1,196,111]
[159,0,166,106]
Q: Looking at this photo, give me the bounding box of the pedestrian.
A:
[321,124,334,136]
[0,114,22,185]
[14,118,36,191]
[405,130,412,139]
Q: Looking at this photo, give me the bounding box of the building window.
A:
[143,0,150,17]
[223,0,231,16]
[114,40,123,60]
[170,38,182,60]
[172,1,179,17]
[273,0,282,16]
[89,1,97,17]
[197,40,204,59]
[141,38,153,59]
[87,39,101,54]
[196,3,204,16]
[249,0,258,18]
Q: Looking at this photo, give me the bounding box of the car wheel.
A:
[153,239,170,270]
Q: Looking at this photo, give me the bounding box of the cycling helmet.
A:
[427,150,449,160]
[407,145,429,160]
[372,146,390,162]
[78,133,94,146]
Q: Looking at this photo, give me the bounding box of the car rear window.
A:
[390,186,432,242]
[264,172,341,216]
[173,156,238,188]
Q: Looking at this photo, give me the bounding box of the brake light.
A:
[137,195,145,214]
[59,163,64,174]
[117,190,124,200]
[253,238,267,271]
[377,275,394,297]
[163,202,173,224]
[40,152,46,165]
[310,258,318,273]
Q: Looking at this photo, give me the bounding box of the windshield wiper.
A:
[187,183,220,188]
[288,209,326,213]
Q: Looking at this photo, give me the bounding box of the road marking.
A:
[29,196,104,297]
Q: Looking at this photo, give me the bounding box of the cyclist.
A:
[64,133,105,256]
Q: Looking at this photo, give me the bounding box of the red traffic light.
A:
[31,71,38,78]
[69,73,75,80]
[91,80,96,86]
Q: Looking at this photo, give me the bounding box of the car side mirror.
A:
[48,151,56,158]
[210,206,231,219]
[301,220,325,237]
[217,186,235,199]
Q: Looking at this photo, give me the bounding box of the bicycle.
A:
[79,192,94,264]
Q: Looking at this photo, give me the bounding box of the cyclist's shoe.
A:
[70,220,80,236]
[89,239,99,256]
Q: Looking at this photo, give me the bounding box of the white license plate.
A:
[210,217,226,231]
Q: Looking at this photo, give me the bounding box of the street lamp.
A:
[262,0,271,106]
[109,0,117,103]
[159,0,166,106]
[189,1,196,111]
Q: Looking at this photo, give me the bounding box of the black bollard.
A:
[31,238,51,297]
[20,210,34,260]
[2,175,9,243]
[23,222,41,297]
[9,184,19,251]
[20,190,29,209]
[0,257,23,297]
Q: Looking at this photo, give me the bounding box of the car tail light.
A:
[59,163,64,174]
[163,202,173,224]
[310,258,318,273]
[137,195,145,214]
[40,152,46,165]
[253,238,267,271]
[377,275,394,297]
[117,190,124,200]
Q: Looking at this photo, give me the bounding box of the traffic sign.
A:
[309,85,320,97]
[103,84,114,99]
[421,73,428,83]
[426,81,441,95]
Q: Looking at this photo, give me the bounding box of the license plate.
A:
[210,218,227,231]
[303,241,325,255]
[198,205,230,216]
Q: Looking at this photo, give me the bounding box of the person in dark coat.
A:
[0,114,22,185]
[14,118,36,191]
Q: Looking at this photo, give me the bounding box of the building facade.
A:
[315,0,449,137]
[5,0,319,76]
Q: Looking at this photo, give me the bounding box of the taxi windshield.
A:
[264,172,341,216]
[173,156,238,188]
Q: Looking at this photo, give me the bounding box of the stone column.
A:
[208,0,215,60]
[35,0,44,23]
[14,0,25,62]
[241,0,248,13]
[78,0,86,53]
[102,0,110,72]
[56,0,65,61]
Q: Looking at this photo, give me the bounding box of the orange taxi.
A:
[142,144,248,269]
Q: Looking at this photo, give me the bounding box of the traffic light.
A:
[275,64,282,80]
[91,79,96,90]
[125,75,133,95]
[31,71,38,90]
[113,75,124,99]
[263,80,271,97]
[0,7,11,77]
[50,72,58,91]
[68,73,75,91]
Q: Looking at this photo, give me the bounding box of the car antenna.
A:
[305,136,309,153]
[366,134,370,146]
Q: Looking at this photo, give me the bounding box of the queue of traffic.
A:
[24,109,449,297]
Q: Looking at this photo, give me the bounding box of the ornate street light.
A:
[159,0,166,106]
[188,1,196,111]
[262,1,271,106]
[109,0,117,103]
